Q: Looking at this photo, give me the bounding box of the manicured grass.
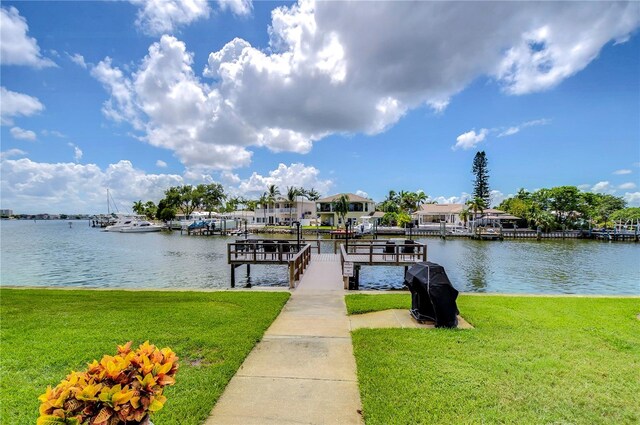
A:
[346,294,640,424]
[0,288,289,424]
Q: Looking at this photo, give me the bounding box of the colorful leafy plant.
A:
[37,341,178,425]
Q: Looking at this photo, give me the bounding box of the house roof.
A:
[416,203,465,214]
[483,214,520,220]
[317,193,373,203]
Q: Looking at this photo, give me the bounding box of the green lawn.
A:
[346,294,640,424]
[0,288,289,424]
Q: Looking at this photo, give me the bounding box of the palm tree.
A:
[266,184,280,225]
[304,187,320,201]
[245,200,258,211]
[333,194,350,229]
[258,192,268,225]
[466,196,487,230]
[385,190,398,204]
[132,200,144,215]
[286,186,300,224]
[459,208,471,228]
[301,187,320,222]
[415,190,428,209]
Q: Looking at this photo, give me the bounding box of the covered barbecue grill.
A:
[404,262,459,328]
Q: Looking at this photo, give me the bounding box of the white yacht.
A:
[118,220,164,233]
[105,215,163,233]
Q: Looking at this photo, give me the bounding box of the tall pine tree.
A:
[472,151,491,206]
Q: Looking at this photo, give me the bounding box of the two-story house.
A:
[254,196,316,225]
[316,193,376,227]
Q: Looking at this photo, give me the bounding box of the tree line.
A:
[497,186,638,230]
[131,183,322,222]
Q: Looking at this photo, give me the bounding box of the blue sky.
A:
[1,0,639,214]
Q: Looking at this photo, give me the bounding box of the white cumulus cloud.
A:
[93,1,639,171]
[10,126,37,141]
[222,163,333,198]
[0,157,185,214]
[131,0,212,36]
[591,181,616,194]
[623,192,640,206]
[217,0,252,16]
[453,129,489,150]
[156,160,167,168]
[355,190,369,199]
[0,87,45,126]
[0,6,55,67]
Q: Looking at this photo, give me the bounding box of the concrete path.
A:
[205,254,363,424]
[349,309,473,330]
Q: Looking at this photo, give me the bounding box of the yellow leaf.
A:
[148,398,164,412]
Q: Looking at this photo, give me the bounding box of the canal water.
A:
[1,220,638,294]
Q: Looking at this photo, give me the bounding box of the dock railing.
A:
[338,240,427,265]
[288,243,312,288]
[227,239,313,288]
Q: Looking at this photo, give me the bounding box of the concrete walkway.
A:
[205,254,363,424]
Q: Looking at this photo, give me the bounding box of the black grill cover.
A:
[404,262,459,328]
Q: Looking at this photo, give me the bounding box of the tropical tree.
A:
[304,187,321,201]
[610,207,640,223]
[379,199,399,213]
[156,199,176,221]
[472,151,491,206]
[381,212,398,226]
[385,190,399,204]
[529,208,555,232]
[459,208,471,228]
[176,185,202,217]
[266,184,280,208]
[414,190,428,208]
[143,201,157,220]
[264,184,280,224]
[396,211,412,227]
[333,194,350,229]
[286,186,301,224]
[245,200,258,211]
[225,196,240,213]
[466,196,487,226]
[547,186,581,226]
[200,183,226,216]
[258,192,269,224]
[132,200,145,215]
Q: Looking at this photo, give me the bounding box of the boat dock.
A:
[228,239,426,290]
[227,239,321,288]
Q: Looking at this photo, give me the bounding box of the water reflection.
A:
[1,221,638,294]
[464,241,488,292]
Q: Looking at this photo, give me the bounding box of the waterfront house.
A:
[415,204,518,228]
[227,210,256,224]
[255,196,316,225]
[415,204,466,226]
[316,193,376,227]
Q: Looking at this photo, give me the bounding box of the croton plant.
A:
[37,341,178,425]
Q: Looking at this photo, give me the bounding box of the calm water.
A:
[1,220,638,294]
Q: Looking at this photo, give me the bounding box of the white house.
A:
[254,196,316,225]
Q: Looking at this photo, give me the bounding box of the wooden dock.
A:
[339,240,427,290]
[227,239,426,290]
[227,239,318,288]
